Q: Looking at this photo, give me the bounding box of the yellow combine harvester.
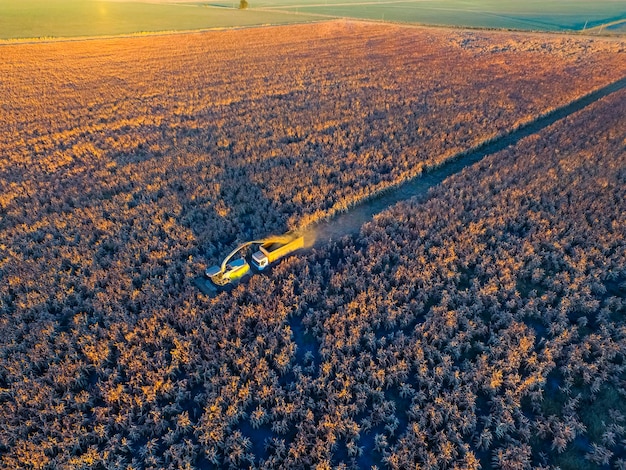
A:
[204,257,250,286]
[205,232,304,286]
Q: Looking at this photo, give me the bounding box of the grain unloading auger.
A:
[205,233,304,286]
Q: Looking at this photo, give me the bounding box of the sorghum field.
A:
[0,20,625,469]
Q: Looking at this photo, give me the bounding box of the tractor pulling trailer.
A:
[205,233,305,286]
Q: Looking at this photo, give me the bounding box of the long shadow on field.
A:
[310,75,626,246]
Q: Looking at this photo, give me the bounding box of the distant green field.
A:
[1,0,624,39]
[0,0,318,39]
[246,0,626,32]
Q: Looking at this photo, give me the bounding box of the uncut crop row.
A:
[61,85,625,469]
[152,88,625,469]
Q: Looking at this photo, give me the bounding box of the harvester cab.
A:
[205,257,250,286]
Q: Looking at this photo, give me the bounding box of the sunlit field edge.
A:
[0,0,318,39]
[1,0,625,39]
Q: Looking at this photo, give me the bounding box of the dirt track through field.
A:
[197,75,626,295]
[309,75,626,246]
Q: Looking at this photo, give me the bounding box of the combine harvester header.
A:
[205,232,305,287]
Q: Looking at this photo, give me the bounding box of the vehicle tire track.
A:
[196,76,625,295]
[309,75,626,246]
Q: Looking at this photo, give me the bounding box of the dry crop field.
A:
[0,20,625,468]
[191,86,625,469]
